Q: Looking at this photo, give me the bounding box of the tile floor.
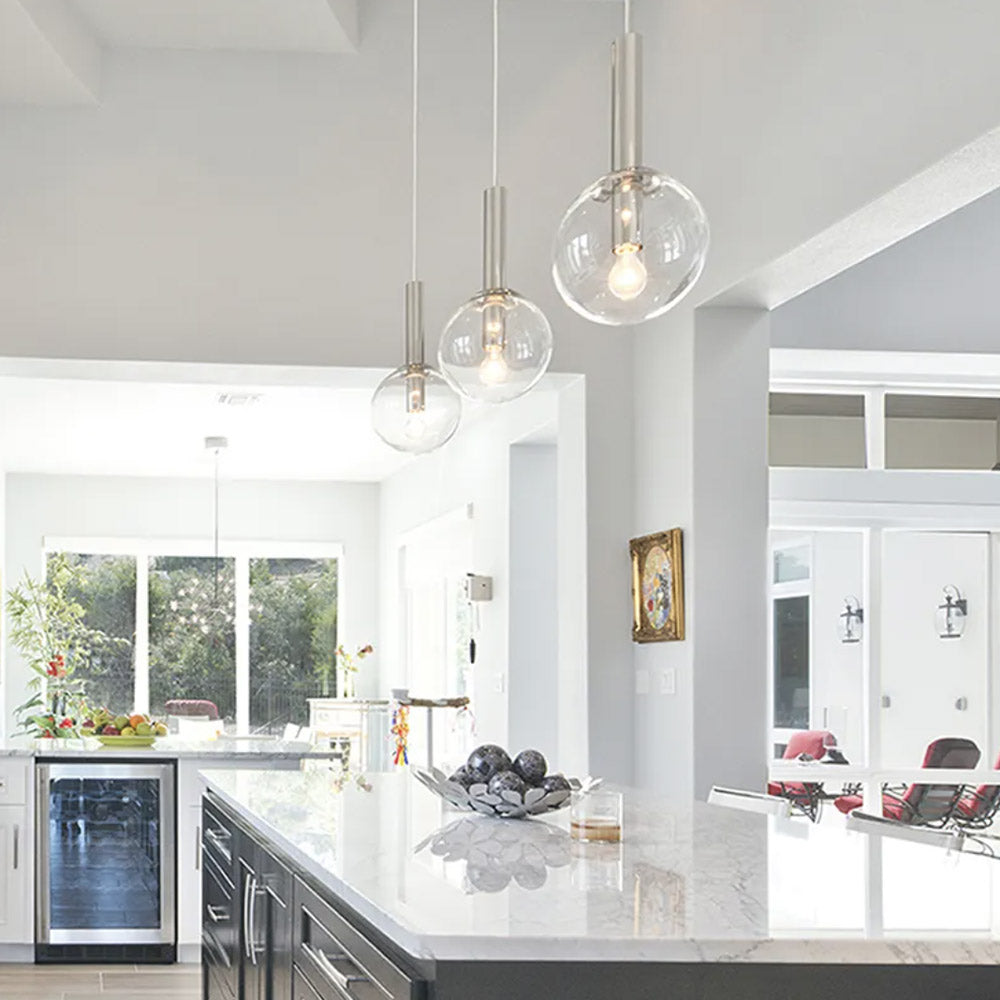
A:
[0,964,200,1000]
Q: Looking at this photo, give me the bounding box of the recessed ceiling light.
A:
[217,392,262,406]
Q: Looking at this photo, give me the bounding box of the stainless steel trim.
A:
[482,185,506,291]
[13,824,18,871]
[404,280,424,368]
[195,824,201,871]
[206,905,228,923]
[611,32,642,171]
[302,940,368,996]
[35,765,51,944]
[36,761,176,946]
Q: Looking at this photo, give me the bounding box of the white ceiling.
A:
[69,0,358,53]
[0,0,357,104]
[0,376,415,481]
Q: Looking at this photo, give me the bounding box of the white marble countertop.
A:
[0,737,340,759]
[201,768,1000,965]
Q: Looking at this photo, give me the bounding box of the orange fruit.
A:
[129,714,144,729]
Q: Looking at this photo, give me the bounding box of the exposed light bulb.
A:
[404,411,427,440]
[479,345,509,385]
[608,244,648,300]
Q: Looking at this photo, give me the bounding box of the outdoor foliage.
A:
[249,557,338,731]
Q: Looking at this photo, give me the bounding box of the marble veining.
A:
[0,738,340,759]
[202,768,1000,965]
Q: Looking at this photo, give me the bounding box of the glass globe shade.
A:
[551,166,709,326]
[371,364,462,454]
[438,289,553,404]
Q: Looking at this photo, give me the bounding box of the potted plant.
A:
[6,554,127,742]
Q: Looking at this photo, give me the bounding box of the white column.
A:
[862,528,882,810]
[864,388,886,470]
[135,556,149,714]
[235,553,250,735]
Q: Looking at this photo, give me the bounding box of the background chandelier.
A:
[551,0,709,326]
[371,0,461,453]
[437,0,553,404]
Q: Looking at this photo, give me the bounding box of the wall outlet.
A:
[660,668,676,696]
[635,669,650,695]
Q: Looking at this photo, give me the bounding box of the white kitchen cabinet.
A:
[0,760,33,949]
[176,757,311,962]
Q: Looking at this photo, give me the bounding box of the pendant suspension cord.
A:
[624,0,631,33]
[212,447,220,606]
[410,0,419,282]
[491,0,499,187]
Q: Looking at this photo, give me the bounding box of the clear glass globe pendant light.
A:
[551,0,709,326]
[372,0,461,453]
[438,0,553,403]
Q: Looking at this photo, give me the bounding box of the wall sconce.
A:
[936,585,967,640]
[837,596,864,644]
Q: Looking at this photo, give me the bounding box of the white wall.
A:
[3,473,379,736]
[508,444,558,763]
[378,383,588,775]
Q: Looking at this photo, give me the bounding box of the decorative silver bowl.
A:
[412,765,582,820]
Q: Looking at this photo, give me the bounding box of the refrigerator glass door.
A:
[37,762,175,945]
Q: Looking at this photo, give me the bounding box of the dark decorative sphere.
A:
[467,744,512,783]
[448,765,474,788]
[488,770,527,799]
[540,773,571,795]
[512,749,548,786]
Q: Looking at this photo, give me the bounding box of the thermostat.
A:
[464,574,493,602]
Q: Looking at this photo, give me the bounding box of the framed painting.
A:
[630,528,684,642]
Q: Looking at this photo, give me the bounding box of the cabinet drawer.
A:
[0,762,29,806]
[202,851,238,996]
[203,799,234,869]
[203,937,236,1000]
[293,877,421,1000]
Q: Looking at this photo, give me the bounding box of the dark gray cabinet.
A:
[204,793,424,1000]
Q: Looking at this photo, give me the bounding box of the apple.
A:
[103,726,120,736]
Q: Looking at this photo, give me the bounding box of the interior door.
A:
[881,531,988,767]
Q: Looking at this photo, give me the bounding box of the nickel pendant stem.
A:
[611,32,642,171]
[483,185,507,291]
[404,280,424,367]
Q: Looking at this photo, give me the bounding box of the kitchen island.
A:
[201,768,1000,1000]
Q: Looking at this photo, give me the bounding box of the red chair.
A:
[834,737,981,827]
[953,750,1000,830]
[767,730,838,821]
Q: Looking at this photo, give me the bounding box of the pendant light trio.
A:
[372,0,710,454]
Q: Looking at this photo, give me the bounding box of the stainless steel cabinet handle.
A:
[195,825,201,871]
[12,824,18,871]
[206,904,228,923]
[249,876,259,966]
[302,941,368,996]
[243,872,252,959]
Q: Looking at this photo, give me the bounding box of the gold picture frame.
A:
[630,528,684,642]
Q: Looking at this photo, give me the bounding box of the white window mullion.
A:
[135,556,149,714]
[235,554,250,734]
[863,387,886,470]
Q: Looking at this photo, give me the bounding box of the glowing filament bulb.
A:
[608,243,648,300]
[479,344,509,385]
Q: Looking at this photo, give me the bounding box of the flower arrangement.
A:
[335,643,373,699]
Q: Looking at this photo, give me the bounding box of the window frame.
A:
[42,536,344,733]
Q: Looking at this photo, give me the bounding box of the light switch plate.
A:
[660,668,676,695]
[635,669,650,695]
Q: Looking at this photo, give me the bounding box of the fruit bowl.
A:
[95,734,157,748]
[413,764,580,820]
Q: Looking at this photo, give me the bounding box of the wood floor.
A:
[0,964,201,1000]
